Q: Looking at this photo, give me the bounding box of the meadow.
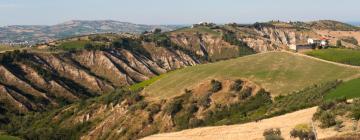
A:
[143,52,359,99]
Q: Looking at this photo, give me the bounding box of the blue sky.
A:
[0,0,359,26]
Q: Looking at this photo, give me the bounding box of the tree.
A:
[153,28,162,34]
[210,80,222,93]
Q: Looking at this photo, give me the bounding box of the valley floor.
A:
[141,107,338,140]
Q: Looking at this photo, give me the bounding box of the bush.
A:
[263,128,284,140]
[319,111,336,128]
[210,80,222,93]
[230,80,243,91]
[165,99,183,116]
[290,124,315,140]
[239,88,253,100]
[319,101,336,110]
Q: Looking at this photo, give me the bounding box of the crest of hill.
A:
[266,20,359,31]
[309,20,360,31]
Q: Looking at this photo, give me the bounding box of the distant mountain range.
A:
[0,20,185,45]
[349,22,360,26]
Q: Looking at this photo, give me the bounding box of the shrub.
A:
[210,80,222,93]
[165,99,183,116]
[239,88,253,100]
[351,100,360,120]
[263,128,284,140]
[290,124,315,140]
[230,80,243,91]
[198,92,212,108]
[319,101,336,110]
[318,111,336,128]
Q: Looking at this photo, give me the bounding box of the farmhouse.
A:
[289,37,330,52]
[308,37,329,47]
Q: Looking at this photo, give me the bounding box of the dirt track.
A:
[142,107,319,140]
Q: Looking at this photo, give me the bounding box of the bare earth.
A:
[142,107,319,140]
[315,30,360,45]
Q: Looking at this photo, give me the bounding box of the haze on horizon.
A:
[0,0,359,26]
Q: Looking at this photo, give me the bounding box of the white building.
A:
[308,37,329,47]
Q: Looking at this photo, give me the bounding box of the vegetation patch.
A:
[0,135,21,140]
[306,48,360,66]
[144,52,358,99]
[57,40,91,51]
[325,78,360,101]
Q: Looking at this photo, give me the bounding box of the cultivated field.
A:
[143,52,360,99]
[306,48,360,66]
[325,78,360,101]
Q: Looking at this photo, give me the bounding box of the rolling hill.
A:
[1,20,360,140]
[0,20,184,44]
[143,51,360,99]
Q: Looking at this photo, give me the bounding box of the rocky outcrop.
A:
[242,26,321,52]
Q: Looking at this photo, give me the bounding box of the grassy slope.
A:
[58,40,90,51]
[144,52,359,99]
[325,78,360,101]
[306,48,360,66]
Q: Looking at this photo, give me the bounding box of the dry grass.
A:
[141,107,318,140]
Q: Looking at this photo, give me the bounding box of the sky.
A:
[0,0,359,26]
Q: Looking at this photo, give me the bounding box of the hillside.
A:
[1,20,360,140]
[2,50,359,140]
[142,107,318,140]
[143,52,359,99]
[0,20,184,44]
[0,28,256,127]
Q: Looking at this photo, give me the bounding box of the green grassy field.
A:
[143,52,360,99]
[57,40,90,51]
[306,48,360,66]
[325,78,360,101]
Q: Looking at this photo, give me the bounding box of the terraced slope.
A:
[143,52,360,99]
